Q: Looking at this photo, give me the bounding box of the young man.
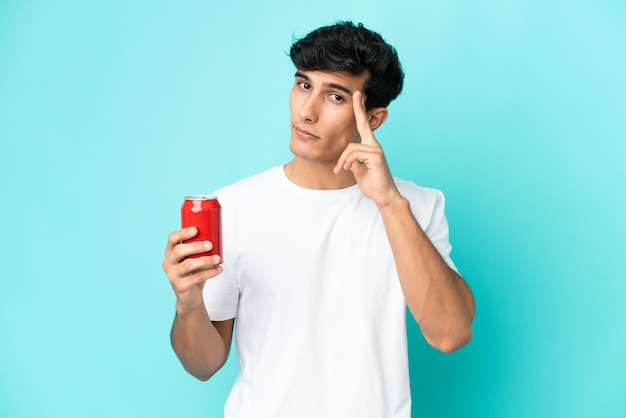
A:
[163,21,475,418]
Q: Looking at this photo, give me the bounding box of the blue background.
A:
[1,0,625,417]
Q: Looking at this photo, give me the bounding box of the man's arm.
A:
[335,91,474,353]
[164,227,234,379]
[171,312,234,381]
[378,196,474,353]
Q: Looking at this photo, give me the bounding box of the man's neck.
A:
[283,159,356,190]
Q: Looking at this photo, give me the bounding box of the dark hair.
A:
[289,21,404,110]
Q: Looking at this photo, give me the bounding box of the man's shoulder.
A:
[394,178,450,235]
[213,166,282,200]
[394,177,445,205]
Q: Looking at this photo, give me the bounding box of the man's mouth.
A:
[294,126,320,140]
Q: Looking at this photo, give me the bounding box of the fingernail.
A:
[188,227,196,235]
[203,241,211,249]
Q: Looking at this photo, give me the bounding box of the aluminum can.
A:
[181,195,222,259]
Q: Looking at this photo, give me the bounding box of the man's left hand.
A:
[334,91,401,208]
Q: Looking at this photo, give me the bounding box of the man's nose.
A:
[299,95,318,123]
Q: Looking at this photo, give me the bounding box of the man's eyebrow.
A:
[295,71,309,80]
[294,71,353,95]
[325,82,352,95]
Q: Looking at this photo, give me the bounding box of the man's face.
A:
[288,70,369,165]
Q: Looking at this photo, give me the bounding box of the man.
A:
[163,21,475,418]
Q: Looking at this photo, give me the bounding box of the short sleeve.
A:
[396,180,459,274]
[202,268,239,321]
[202,186,239,321]
[422,190,459,273]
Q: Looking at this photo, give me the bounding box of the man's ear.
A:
[367,108,389,131]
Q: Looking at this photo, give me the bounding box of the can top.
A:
[184,194,218,201]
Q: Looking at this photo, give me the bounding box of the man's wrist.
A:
[377,192,408,213]
[175,300,205,317]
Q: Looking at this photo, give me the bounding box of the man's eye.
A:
[330,94,344,102]
[299,81,311,89]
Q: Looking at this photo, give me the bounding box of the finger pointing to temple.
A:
[352,91,377,146]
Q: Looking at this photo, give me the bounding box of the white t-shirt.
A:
[204,166,457,418]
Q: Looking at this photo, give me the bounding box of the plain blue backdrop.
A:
[1,0,625,417]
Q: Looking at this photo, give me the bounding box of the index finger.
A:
[166,227,197,251]
[352,91,376,145]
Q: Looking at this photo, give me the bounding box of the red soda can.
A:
[181,195,222,259]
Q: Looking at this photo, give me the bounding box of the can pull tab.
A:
[191,200,203,213]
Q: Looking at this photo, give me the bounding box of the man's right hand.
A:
[162,227,223,313]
